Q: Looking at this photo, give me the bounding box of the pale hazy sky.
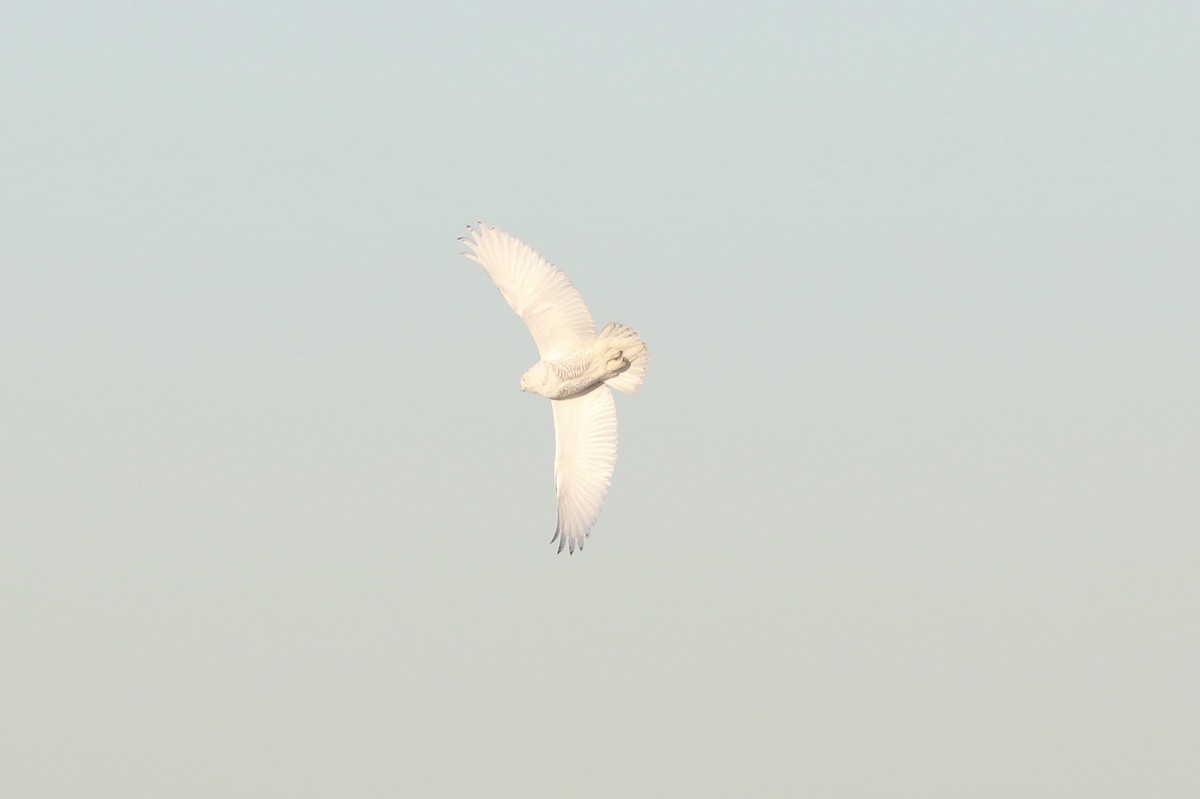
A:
[3,2,1198,797]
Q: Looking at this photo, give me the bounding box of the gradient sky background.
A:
[3,1,1198,796]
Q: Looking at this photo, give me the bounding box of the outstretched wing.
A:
[461,222,596,359]
[550,385,618,554]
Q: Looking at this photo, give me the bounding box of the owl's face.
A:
[520,361,551,393]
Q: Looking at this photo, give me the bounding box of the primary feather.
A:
[460,222,647,553]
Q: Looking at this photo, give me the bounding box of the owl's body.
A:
[521,322,648,400]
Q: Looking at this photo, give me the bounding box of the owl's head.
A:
[520,361,551,393]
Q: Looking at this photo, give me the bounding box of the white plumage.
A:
[460,223,648,553]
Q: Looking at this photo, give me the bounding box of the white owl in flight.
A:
[460,223,648,553]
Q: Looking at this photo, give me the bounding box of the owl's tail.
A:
[597,321,648,395]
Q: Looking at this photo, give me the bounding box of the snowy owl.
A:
[460,223,648,554]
